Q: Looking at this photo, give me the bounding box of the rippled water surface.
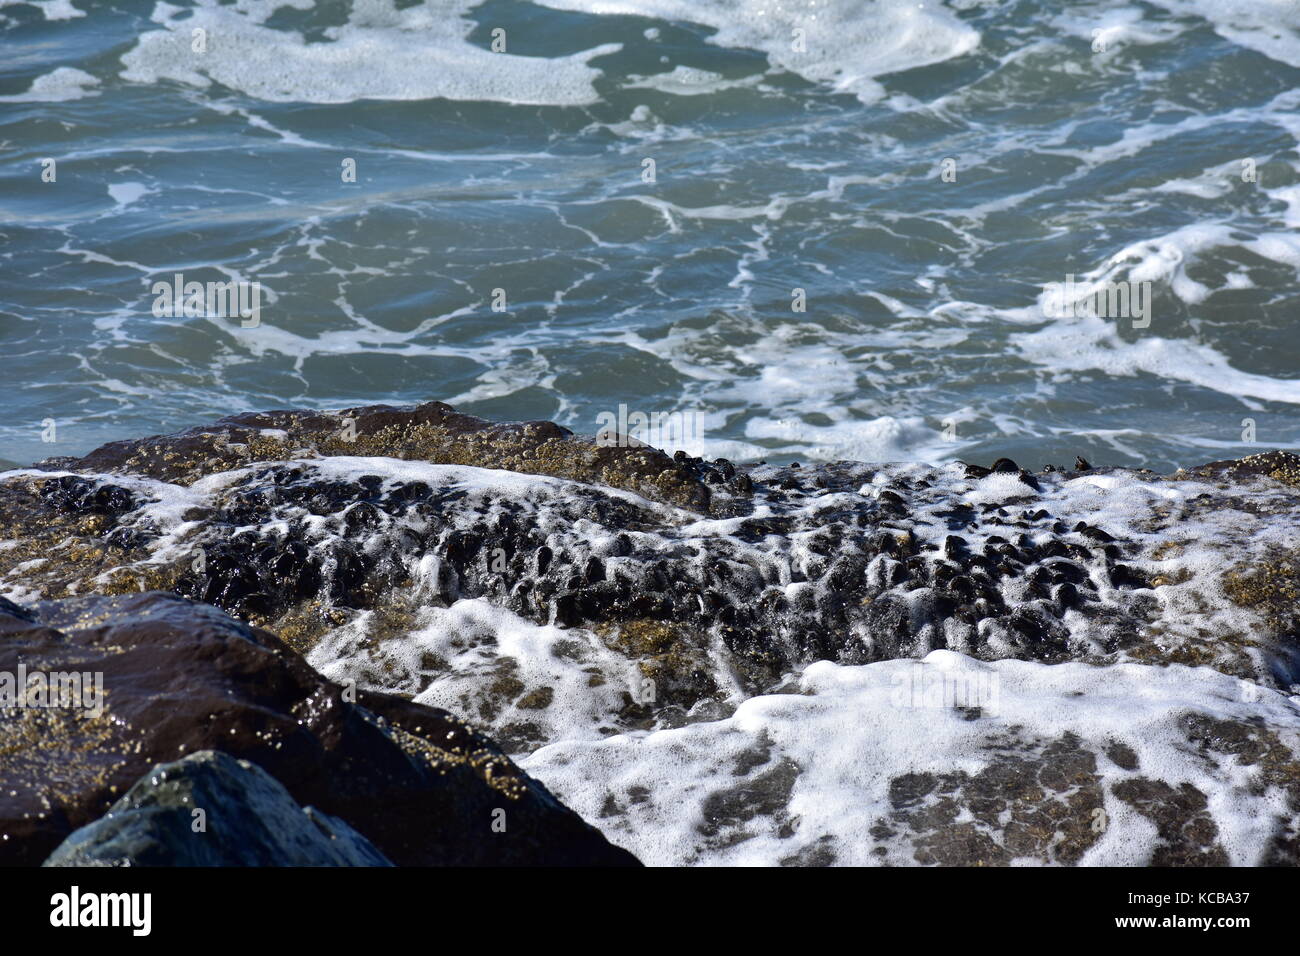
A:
[2,0,1299,470]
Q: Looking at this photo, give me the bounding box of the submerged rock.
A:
[523,652,1300,866]
[0,590,638,867]
[43,750,392,867]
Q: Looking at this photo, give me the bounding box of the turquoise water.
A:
[2,0,1298,472]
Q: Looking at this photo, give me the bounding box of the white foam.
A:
[1147,0,1300,68]
[0,0,85,20]
[1011,222,1300,406]
[0,67,99,102]
[533,0,981,104]
[624,66,760,97]
[523,652,1300,865]
[120,0,621,106]
[1051,4,1185,52]
[744,412,949,465]
[308,597,649,748]
[107,182,149,207]
[602,311,976,464]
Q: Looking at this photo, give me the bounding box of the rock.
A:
[43,751,393,867]
[4,402,1300,731]
[8,402,1300,868]
[524,651,1300,866]
[33,401,713,514]
[0,590,639,867]
[1183,449,1300,486]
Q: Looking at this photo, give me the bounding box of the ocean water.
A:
[2,0,1299,473]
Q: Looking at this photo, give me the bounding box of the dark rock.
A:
[0,591,639,867]
[1183,450,1300,488]
[34,401,712,514]
[43,751,392,867]
[875,732,1105,866]
[1052,582,1081,609]
[1112,778,1228,866]
[1105,741,1140,771]
[1,401,1292,700]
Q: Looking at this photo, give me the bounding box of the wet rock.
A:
[1074,522,1115,544]
[1111,778,1228,866]
[880,732,1106,866]
[4,403,1298,696]
[0,590,638,867]
[527,647,1300,866]
[698,758,801,845]
[11,404,1300,868]
[1179,713,1300,865]
[43,751,392,867]
[34,401,712,514]
[1183,449,1300,486]
[1105,741,1140,771]
[1052,582,1081,609]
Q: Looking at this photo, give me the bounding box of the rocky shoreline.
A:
[1,589,636,866]
[3,401,1300,865]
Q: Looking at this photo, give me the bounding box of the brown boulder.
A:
[0,590,638,866]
